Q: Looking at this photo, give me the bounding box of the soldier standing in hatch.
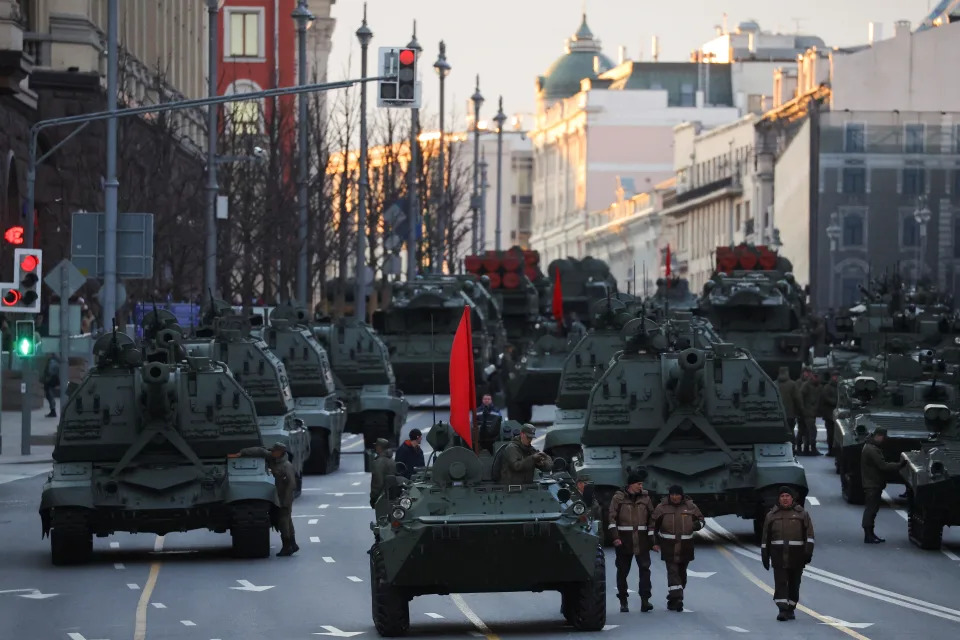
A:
[369,438,398,508]
[819,372,839,456]
[861,427,907,543]
[776,367,802,453]
[609,471,656,613]
[576,473,603,524]
[228,442,299,556]
[499,424,552,484]
[761,486,815,621]
[799,372,822,456]
[652,485,705,612]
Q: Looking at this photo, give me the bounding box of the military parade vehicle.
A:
[900,400,960,549]
[312,314,409,449]
[546,256,619,327]
[186,302,310,491]
[371,275,501,399]
[40,326,280,564]
[700,243,810,379]
[368,421,605,636]
[464,247,544,353]
[833,349,958,504]
[645,276,700,319]
[254,304,348,475]
[576,317,807,541]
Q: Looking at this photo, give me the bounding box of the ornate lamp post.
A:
[432,42,451,272]
[493,97,507,251]
[914,195,932,288]
[826,215,842,309]
[405,24,422,280]
[470,76,484,254]
[355,4,372,321]
[292,0,314,305]
[479,152,489,251]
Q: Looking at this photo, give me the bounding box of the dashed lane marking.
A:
[310,537,321,543]
[319,504,329,509]
[109,542,120,549]
[151,603,166,609]
[293,514,324,518]
[726,626,749,633]
[127,584,140,590]
[425,612,444,619]
[308,519,319,525]
[323,556,335,563]
[180,621,196,626]
[351,482,361,486]
[347,576,363,582]
[114,563,125,570]
[807,496,820,506]
[943,550,960,561]
[451,594,500,640]
[339,506,368,510]
[133,535,165,640]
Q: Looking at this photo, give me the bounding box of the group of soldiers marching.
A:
[777,366,838,456]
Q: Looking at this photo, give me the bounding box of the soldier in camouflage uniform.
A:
[497,424,552,484]
[370,438,398,508]
[776,367,802,453]
[799,373,822,456]
[229,442,299,556]
[819,372,839,456]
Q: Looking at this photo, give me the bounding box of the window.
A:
[904,124,925,153]
[844,123,865,153]
[229,100,260,135]
[679,83,695,107]
[227,10,263,58]
[903,168,926,196]
[842,168,866,194]
[841,211,865,248]
[902,214,920,248]
[841,277,864,307]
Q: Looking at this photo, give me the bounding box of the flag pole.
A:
[430,312,436,427]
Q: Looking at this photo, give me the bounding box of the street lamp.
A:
[914,195,932,288]
[470,75,484,254]
[826,214,842,309]
[292,0,314,306]
[479,151,489,251]
[355,4,373,321]
[406,23,422,281]
[493,97,507,251]
[432,42,451,272]
[204,0,221,304]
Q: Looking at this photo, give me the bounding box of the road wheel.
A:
[230,501,271,559]
[304,431,330,475]
[908,502,943,550]
[560,588,574,625]
[50,508,93,566]
[840,470,865,505]
[568,545,606,631]
[370,542,410,636]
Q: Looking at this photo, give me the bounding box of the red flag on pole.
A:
[449,306,476,447]
[552,268,564,324]
[665,244,671,277]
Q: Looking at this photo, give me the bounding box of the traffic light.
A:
[0,248,43,314]
[377,47,420,109]
[396,48,416,102]
[15,319,36,357]
[3,225,24,245]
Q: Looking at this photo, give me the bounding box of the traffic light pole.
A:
[19,75,381,455]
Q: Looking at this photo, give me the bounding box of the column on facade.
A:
[45,0,101,73]
[0,0,24,51]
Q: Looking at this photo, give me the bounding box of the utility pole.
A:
[470,76,484,254]
[493,97,506,251]
[104,0,119,328]
[355,4,372,321]
[293,1,314,305]
[205,0,220,303]
[479,152,488,251]
[406,23,422,281]
[432,42,451,272]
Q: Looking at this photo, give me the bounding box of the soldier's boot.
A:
[870,529,885,543]
[640,597,653,612]
[863,528,885,543]
[786,606,796,620]
[617,594,628,613]
[277,535,293,556]
[289,537,300,554]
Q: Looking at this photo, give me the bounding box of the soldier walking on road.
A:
[652,485,705,612]
[369,438,397,508]
[819,372,839,456]
[776,367,802,453]
[761,486,815,621]
[861,427,907,543]
[609,471,655,613]
[229,442,299,556]
[799,373,822,456]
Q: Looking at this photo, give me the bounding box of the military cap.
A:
[668,484,684,496]
[627,471,647,485]
[375,438,390,448]
[270,442,288,452]
[520,424,536,436]
[873,427,888,436]
[778,485,795,497]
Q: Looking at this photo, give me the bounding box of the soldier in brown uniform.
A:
[861,427,907,543]
[819,372,839,456]
[497,424,552,484]
[608,471,656,613]
[651,485,705,612]
[799,372,822,456]
[776,367,803,453]
[229,442,299,556]
[761,486,815,621]
[370,438,398,508]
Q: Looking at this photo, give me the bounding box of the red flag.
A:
[449,306,476,447]
[665,244,671,277]
[552,268,564,324]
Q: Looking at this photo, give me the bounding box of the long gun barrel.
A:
[141,362,172,419]
[669,348,706,405]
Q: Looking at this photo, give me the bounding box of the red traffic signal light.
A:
[399,49,415,65]
[4,225,24,245]
[2,289,21,305]
[20,254,39,272]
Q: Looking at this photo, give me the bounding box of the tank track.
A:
[229,501,272,558]
[50,508,93,566]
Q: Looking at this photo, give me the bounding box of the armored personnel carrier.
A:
[368,422,605,636]
[255,304,348,475]
[185,303,309,490]
[834,350,957,503]
[312,315,408,449]
[39,327,280,564]
[504,319,580,424]
[901,402,960,549]
[546,256,619,328]
[700,244,809,379]
[645,276,700,319]
[575,318,806,540]
[464,247,542,353]
[371,276,500,398]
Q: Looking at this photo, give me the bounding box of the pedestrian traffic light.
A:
[377,46,421,109]
[3,225,24,245]
[0,248,43,314]
[15,319,36,357]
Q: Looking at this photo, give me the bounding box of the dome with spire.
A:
[537,14,615,102]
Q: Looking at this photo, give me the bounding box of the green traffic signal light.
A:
[17,337,33,357]
[14,320,36,357]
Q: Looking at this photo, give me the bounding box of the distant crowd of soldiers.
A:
[776,366,837,456]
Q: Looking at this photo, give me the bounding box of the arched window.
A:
[224,80,264,135]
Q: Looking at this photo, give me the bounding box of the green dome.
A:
[538,15,614,101]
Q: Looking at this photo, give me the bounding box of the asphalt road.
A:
[1,411,958,640]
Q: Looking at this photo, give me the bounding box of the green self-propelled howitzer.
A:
[368,421,605,636]
[39,325,280,565]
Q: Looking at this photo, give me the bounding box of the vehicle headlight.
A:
[571,501,586,516]
[391,507,406,521]
[399,497,412,509]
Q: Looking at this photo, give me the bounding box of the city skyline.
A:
[326,0,938,127]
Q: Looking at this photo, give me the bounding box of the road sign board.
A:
[43,259,87,299]
[94,281,126,309]
[71,212,154,279]
[47,304,82,336]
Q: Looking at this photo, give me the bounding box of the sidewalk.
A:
[0,408,58,464]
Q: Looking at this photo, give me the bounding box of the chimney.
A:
[618,45,628,64]
[651,35,660,62]
[868,21,883,44]
[894,20,911,38]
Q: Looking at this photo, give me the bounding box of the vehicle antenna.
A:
[430,311,437,428]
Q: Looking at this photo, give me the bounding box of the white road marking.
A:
[324,492,364,496]
[425,612,444,619]
[310,536,321,543]
[322,556,335,563]
[67,634,87,640]
[727,627,749,633]
[806,496,820,506]
[347,576,363,582]
[293,514,324,518]
[943,550,960,561]
[602,625,619,631]
[151,603,166,609]
[181,620,196,626]
[340,506,368,510]
[230,580,274,592]
[314,625,364,637]
[110,542,120,549]
[347,471,366,475]
[351,482,361,486]
[319,504,329,509]
[819,617,874,629]
[451,594,495,636]
[127,583,140,590]
[687,570,715,578]
[308,518,319,525]
[114,563,125,569]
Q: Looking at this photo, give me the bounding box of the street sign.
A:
[217,195,229,220]
[44,259,87,299]
[71,212,154,278]
[94,281,126,309]
[47,304,82,336]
